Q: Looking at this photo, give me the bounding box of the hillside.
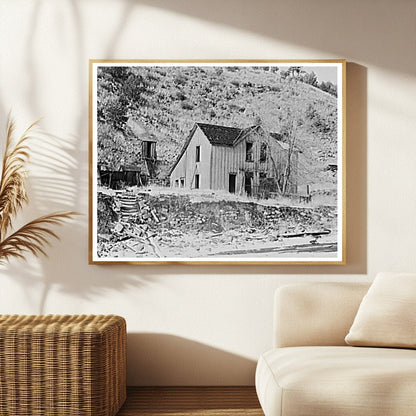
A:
[97,65,339,189]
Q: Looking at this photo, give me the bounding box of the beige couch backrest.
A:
[274,282,370,348]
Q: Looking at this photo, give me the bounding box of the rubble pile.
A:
[96,190,337,258]
[97,193,118,234]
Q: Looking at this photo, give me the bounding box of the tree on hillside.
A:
[280,68,337,97]
[97,67,156,171]
[97,70,128,131]
[302,71,318,87]
[279,114,299,195]
[319,81,337,97]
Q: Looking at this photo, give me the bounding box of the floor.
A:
[117,386,264,416]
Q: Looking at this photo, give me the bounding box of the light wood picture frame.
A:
[89,59,346,265]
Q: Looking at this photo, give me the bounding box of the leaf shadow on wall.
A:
[0,128,157,314]
[126,333,257,386]
[0,0,158,313]
[134,0,413,77]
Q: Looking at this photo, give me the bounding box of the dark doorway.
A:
[229,173,236,193]
[194,174,200,189]
[143,141,156,159]
[245,172,253,196]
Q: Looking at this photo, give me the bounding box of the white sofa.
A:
[255,282,416,416]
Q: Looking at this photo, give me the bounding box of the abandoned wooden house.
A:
[169,122,300,198]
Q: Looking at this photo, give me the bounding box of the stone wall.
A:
[98,191,336,237]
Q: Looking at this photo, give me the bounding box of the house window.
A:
[194,174,200,189]
[260,143,267,162]
[180,177,185,188]
[175,179,179,187]
[246,142,253,162]
[195,146,201,162]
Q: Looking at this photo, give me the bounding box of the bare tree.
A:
[280,116,297,195]
[255,83,304,197]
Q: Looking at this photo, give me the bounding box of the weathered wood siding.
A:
[210,131,298,194]
[210,146,238,191]
[170,126,212,189]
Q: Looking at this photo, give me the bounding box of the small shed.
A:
[98,161,149,189]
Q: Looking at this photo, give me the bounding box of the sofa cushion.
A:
[256,346,416,416]
[274,283,370,348]
[345,272,416,348]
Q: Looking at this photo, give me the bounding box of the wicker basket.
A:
[0,314,126,416]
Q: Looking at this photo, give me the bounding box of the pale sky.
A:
[302,66,338,84]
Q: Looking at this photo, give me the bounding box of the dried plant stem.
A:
[0,116,78,264]
[0,212,78,264]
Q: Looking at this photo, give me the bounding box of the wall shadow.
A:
[0,124,159,313]
[0,1,160,312]
[127,333,257,385]
[344,63,367,274]
[134,0,414,77]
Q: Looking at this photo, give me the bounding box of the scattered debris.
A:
[97,189,337,258]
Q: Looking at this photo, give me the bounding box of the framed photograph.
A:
[89,59,346,264]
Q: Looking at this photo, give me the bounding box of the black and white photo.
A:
[89,60,345,264]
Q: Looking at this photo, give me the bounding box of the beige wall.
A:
[0,0,415,385]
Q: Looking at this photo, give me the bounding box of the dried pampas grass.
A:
[0,116,78,264]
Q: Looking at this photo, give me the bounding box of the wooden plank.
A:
[117,386,263,416]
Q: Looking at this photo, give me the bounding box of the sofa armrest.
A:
[274,282,370,348]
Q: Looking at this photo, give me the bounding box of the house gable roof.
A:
[196,122,243,146]
[168,123,199,175]
[232,125,291,151]
[197,123,291,150]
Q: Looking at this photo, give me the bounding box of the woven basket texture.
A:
[0,314,126,416]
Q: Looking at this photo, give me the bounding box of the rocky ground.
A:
[96,187,338,259]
